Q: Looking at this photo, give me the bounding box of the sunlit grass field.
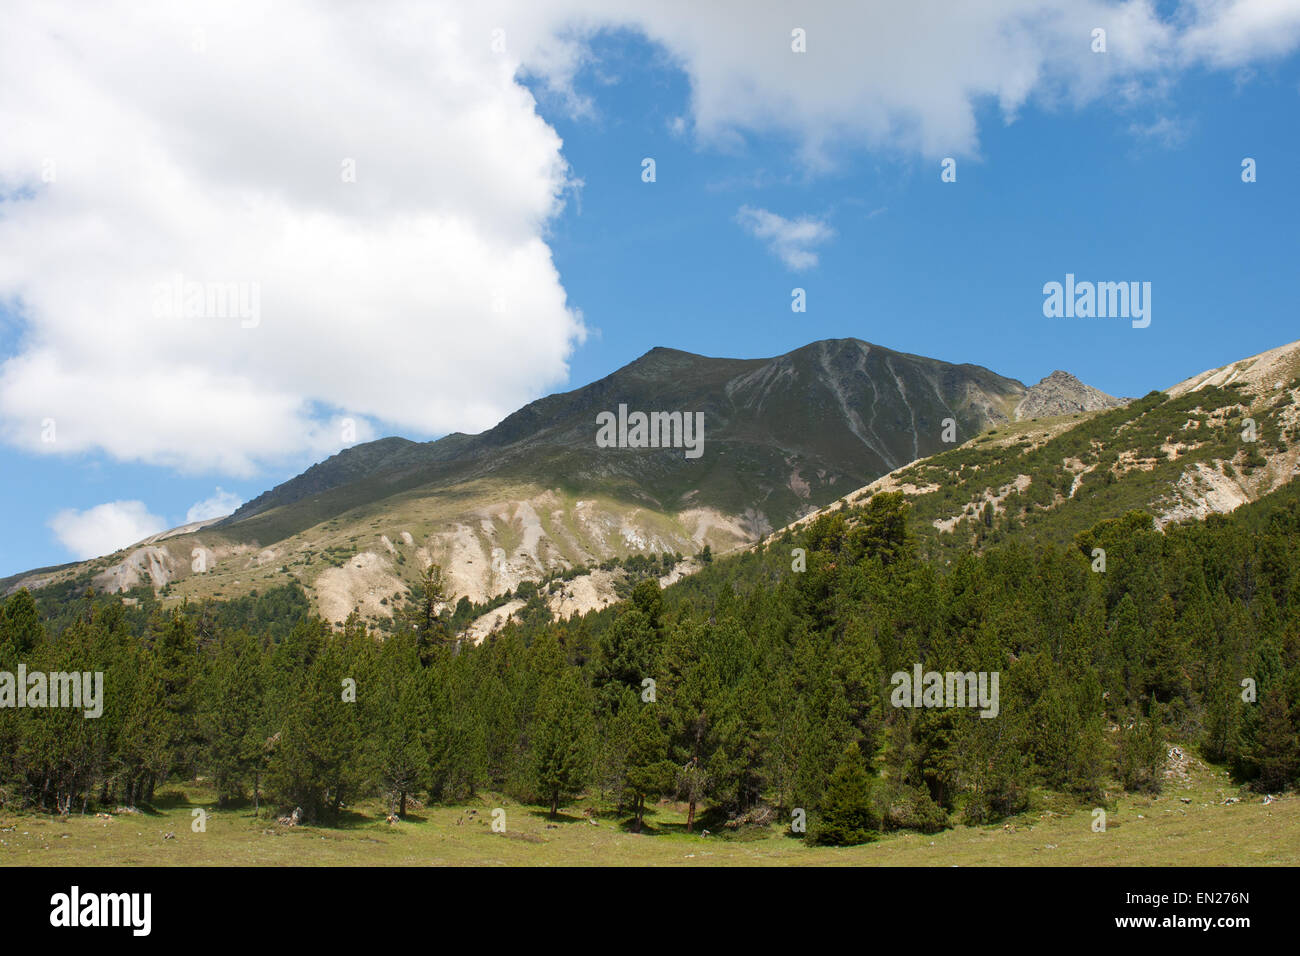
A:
[3,749,1295,866]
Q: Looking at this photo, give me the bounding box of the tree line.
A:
[2,485,1298,843]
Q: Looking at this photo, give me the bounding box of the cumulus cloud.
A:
[2,1,1298,477]
[736,206,835,270]
[48,501,168,559]
[522,0,1300,164]
[186,488,245,523]
[0,1,586,475]
[1180,0,1300,67]
[519,0,1176,166]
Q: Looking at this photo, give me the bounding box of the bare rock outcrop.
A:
[1014,370,1128,420]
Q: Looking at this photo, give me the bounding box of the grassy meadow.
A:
[3,746,1294,866]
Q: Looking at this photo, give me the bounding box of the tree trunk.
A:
[550,792,558,819]
[400,790,407,818]
[686,797,696,833]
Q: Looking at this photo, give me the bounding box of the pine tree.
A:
[531,669,593,818]
[266,622,369,821]
[593,604,661,716]
[811,742,878,846]
[373,633,430,817]
[1119,701,1167,794]
[621,704,672,832]
[200,631,264,805]
[149,612,201,781]
[1253,692,1299,793]
[412,563,451,663]
[0,589,42,659]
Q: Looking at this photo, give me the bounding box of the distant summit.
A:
[5,336,1127,627]
[1015,370,1127,420]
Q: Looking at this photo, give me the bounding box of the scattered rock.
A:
[1164,746,1195,784]
[277,806,303,827]
[723,804,776,829]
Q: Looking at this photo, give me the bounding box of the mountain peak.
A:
[6,335,1143,621]
[1015,370,1126,420]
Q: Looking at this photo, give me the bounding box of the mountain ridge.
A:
[5,336,1129,628]
[772,337,1300,562]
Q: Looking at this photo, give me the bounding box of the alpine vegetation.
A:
[595,404,705,459]
[1042,274,1151,328]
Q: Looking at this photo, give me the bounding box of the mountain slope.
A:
[774,338,1300,561]
[217,339,1036,543]
[6,337,1125,625]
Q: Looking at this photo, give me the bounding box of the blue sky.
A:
[546,31,1299,397]
[2,3,1299,577]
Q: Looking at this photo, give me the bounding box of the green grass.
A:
[4,751,1295,866]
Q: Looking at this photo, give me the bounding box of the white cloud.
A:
[186,487,245,523]
[48,501,168,559]
[3,1,1298,478]
[514,1,1174,166]
[1180,0,1300,68]
[521,0,1300,164]
[1128,115,1192,148]
[736,206,835,271]
[0,1,586,476]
